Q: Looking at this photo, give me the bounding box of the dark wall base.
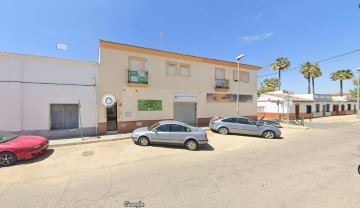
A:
[14,127,97,140]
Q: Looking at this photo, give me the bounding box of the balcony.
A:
[128,70,148,87]
[215,79,229,91]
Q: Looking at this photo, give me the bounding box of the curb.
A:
[49,136,132,148]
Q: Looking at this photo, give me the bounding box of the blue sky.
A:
[1,0,360,94]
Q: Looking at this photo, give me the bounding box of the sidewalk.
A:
[49,133,132,147]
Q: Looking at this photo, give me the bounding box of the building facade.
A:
[257,91,357,120]
[97,40,262,134]
[0,52,98,138]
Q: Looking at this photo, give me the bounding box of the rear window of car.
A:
[0,131,17,143]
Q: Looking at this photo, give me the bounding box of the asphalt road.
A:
[1,120,360,208]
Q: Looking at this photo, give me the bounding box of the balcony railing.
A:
[128,70,148,85]
[215,79,230,89]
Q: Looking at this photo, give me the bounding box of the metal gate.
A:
[173,102,196,125]
[106,103,117,131]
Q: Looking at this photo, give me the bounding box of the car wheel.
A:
[138,137,150,146]
[218,127,229,135]
[185,140,198,151]
[262,130,275,139]
[0,152,17,167]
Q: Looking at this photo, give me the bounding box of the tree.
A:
[300,62,322,94]
[349,78,359,97]
[258,78,279,94]
[330,69,354,96]
[271,57,291,91]
[300,62,313,94]
[311,64,322,94]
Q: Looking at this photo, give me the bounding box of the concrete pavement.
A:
[1,116,359,208]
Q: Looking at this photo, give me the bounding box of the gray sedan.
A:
[131,120,208,150]
[209,116,281,139]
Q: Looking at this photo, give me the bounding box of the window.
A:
[179,64,191,77]
[50,104,79,130]
[233,70,240,82]
[348,104,351,110]
[241,71,249,83]
[341,105,345,111]
[129,57,145,71]
[306,105,312,113]
[233,70,249,83]
[315,104,320,113]
[326,104,330,112]
[170,124,187,132]
[156,124,170,132]
[216,68,225,80]
[222,118,236,123]
[166,62,177,76]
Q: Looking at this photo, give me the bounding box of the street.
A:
[1,117,360,208]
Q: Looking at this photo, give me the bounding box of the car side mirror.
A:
[152,129,157,132]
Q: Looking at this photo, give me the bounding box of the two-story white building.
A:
[97,40,262,133]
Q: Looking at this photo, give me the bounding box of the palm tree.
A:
[330,69,354,96]
[300,62,322,94]
[300,62,313,94]
[257,78,279,94]
[311,63,322,94]
[271,57,291,91]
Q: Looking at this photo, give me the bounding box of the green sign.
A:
[138,100,162,111]
[130,70,146,84]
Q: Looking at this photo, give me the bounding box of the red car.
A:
[0,130,49,167]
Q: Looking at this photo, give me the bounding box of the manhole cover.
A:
[81,151,94,157]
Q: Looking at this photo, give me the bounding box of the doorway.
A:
[295,104,300,118]
[106,103,117,131]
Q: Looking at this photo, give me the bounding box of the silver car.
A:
[131,120,208,150]
[209,116,281,139]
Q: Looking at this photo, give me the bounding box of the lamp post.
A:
[236,54,245,116]
[357,68,360,119]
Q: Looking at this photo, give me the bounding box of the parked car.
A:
[0,130,49,167]
[131,120,208,150]
[209,116,281,139]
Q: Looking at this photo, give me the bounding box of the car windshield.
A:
[148,122,160,131]
[0,130,18,143]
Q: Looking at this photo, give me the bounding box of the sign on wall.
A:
[206,93,253,103]
[130,70,146,83]
[174,92,198,102]
[138,100,162,111]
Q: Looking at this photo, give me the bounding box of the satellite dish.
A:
[102,94,116,108]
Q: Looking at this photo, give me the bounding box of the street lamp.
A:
[357,68,360,119]
[236,54,245,116]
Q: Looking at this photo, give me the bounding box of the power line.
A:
[257,48,360,78]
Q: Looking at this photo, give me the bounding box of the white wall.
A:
[0,53,97,134]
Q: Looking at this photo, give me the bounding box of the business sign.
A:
[138,100,162,111]
[129,70,146,83]
[102,94,116,108]
[174,92,198,102]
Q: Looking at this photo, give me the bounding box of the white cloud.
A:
[241,32,274,43]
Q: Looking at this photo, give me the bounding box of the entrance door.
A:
[173,102,196,125]
[322,105,326,116]
[106,103,117,131]
[295,104,300,118]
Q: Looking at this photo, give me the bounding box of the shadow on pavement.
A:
[14,149,55,166]
[138,143,215,151]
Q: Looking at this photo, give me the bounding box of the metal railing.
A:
[215,79,230,89]
[128,70,148,84]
